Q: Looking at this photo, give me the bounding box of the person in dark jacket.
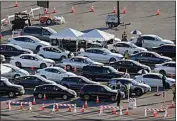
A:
[136,35,144,47]
[122,31,128,42]
[116,81,122,107]
[172,84,176,101]
[162,74,167,90]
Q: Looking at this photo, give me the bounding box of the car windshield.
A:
[36,75,50,82]
[103,85,113,91]
[108,66,118,73]
[11,44,23,50]
[155,36,163,41]
[57,84,68,90]
[129,79,139,85]
[35,54,44,60]
[81,76,93,83]
[152,52,161,57]
[86,58,95,63]
[45,27,57,34]
[129,43,138,48]
[103,49,112,54]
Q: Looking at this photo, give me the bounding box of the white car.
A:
[10,54,55,69]
[154,61,176,76]
[107,42,147,55]
[36,67,77,83]
[37,46,74,60]
[58,56,104,70]
[78,48,123,63]
[2,63,29,79]
[8,35,51,51]
[134,73,175,88]
[130,34,174,49]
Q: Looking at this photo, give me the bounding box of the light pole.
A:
[117,1,120,25]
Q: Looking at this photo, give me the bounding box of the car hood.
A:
[163,39,174,44]
[39,41,51,46]
[110,53,123,58]
[10,84,24,89]
[44,58,55,63]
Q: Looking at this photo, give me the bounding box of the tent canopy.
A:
[50,28,84,40]
[78,29,115,42]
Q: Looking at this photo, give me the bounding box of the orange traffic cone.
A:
[112,107,117,114]
[96,96,99,104]
[41,103,45,111]
[55,103,59,112]
[125,108,129,115]
[43,94,46,100]
[71,7,75,13]
[84,100,88,108]
[90,6,95,12]
[81,105,85,112]
[74,66,77,73]
[32,97,36,105]
[14,1,19,7]
[52,7,56,13]
[45,8,48,14]
[170,101,175,108]
[68,106,72,112]
[20,102,23,110]
[153,111,158,117]
[156,9,160,15]
[123,7,127,14]
[112,7,116,13]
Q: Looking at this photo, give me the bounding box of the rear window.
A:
[23,27,41,34]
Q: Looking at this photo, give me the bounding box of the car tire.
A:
[46,19,52,25]
[83,95,90,100]
[66,65,72,71]
[40,63,47,69]
[14,74,20,79]
[135,88,143,96]
[15,62,22,68]
[41,75,46,78]
[110,49,117,53]
[159,70,166,76]
[36,45,42,51]
[60,56,66,61]
[111,96,116,102]
[8,92,15,98]
[109,58,117,63]
[37,94,43,99]
[63,95,68,100]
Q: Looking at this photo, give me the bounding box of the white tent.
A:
[50,28,84,40]
[1,65,12,75]
[78,29,115,42]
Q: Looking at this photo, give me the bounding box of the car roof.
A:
[24,26,43,29]
[112,78,133,81]
[72,56,87,59]
[35,83,57,88]
[143,73,162,76]
[12,35,37,39]
[19,54,37,56]
[86,48,106,51]
[44,66,64,70]
[141,34,159,37]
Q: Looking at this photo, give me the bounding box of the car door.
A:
[19,55,32,67]
[0,81,7,96]
[95,49,108,63]
[30,56,42,68]
[45,68,60,82]
[70,77,83,90]
[136,53,148,64]
[113,43,124,54]
[53,85,65,98]
[71,58,83,68]
[96,86,109,100]
[44,85,56,97]
[23,37,36,50]
[12,37,26,48]
[167,63,176,75]
[7,46,19,57]
[147,53,159,64]
[142,36,156,48]
[41,28,51,42]
[122,43,133,54]
[143,74,162,87]
[21,76,39,88]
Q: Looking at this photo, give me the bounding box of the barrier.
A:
[99,105,123,116]
[29,7,43,18]
[128,98,136,109]
[7,101,30,105]
[145,107,167,117]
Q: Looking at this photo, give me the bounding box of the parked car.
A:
[58,56,104,71]
[0,54,5,62]
[14,75,56,89]
[134,73,176,88]
[78,48,123,63]
[130,34,174,49]
[82,65,127,82]
[33,84,77,100]
[79,84,125,102]
[107,78,151,96]
[21,26,57,42]
[2,63,29,79]
[0,44,33,58]
[37,46,74,60]
[36,67,76,83]
[0,77,25,98]
[152,44,176,58]
[8,35,51,51]
[10,54,55,68]
[60,76,100,91]
[130,51,172,65]
[110,59,151,74]
[154,61,176,76]
[107,42,147,55]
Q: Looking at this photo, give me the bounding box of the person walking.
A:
[122,31,128,42]
[136,35,144,47]
[124,50,130,59]
[162,74,167,91]
[172,84,176,101]
[116,81,122,108]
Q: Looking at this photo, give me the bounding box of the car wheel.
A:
[159,70,166,76]
[46,19,52,25]
[135,88,143,96]
[109,58,117,63]
[83,95,90,100]
[8,92,15,98]
[111,96,116,102]
[66,65,72,71]
[60,56,66,61]
[14,74,20,79]
[40,63,47,69]
[63,95,68,100]
[15,62,21,68]
[36,45,42,51]
[41,75,46,78]
[111,49,116,53]
[37,94,43,99]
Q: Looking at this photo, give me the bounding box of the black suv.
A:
[79,84,125,102]
[21,26,57,42]
[0,77,25,98]
[110,59,151,74]
[33,84,77,100]
[0,44,32,58]
[60,76,100,92]
[82,65,126,82]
